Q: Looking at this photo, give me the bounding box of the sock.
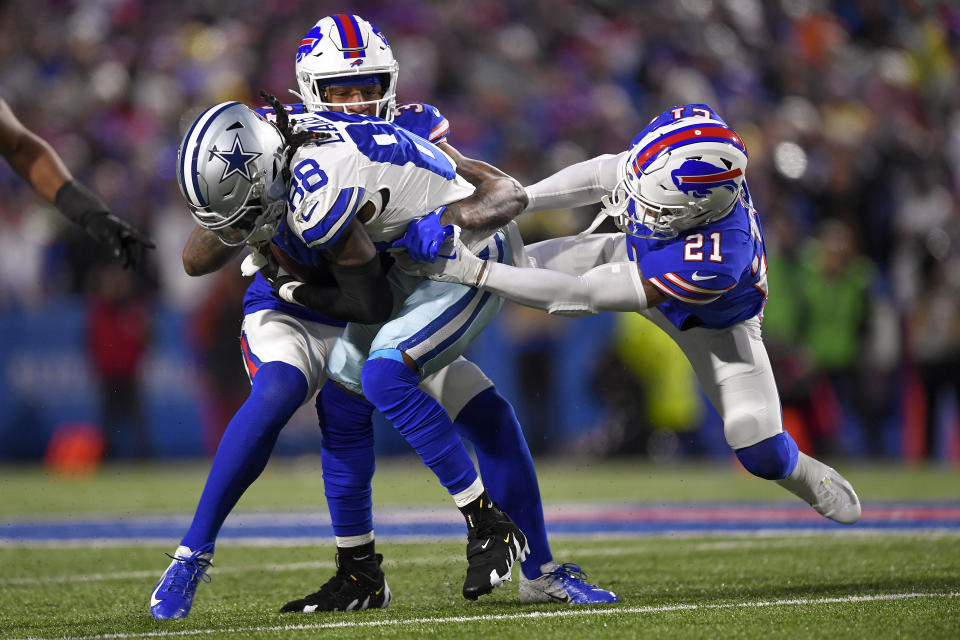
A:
[452,476,485,507]
[735,431,799,480]
[360,354,478,495]
[458,489,494,528]
[455,387,552,578]
[181,362,307,551]
[337,539,377,567]
[317,381,376,537]
[335,531,375,548]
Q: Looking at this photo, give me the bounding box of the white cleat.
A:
[777,452,861,524]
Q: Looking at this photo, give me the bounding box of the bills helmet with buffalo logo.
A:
[294,14,399,121]
[616,104,748,239]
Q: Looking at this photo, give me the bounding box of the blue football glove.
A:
[391,206,456,263]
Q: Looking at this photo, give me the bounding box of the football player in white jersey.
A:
[152,15,615,621]
[406,103,862,526]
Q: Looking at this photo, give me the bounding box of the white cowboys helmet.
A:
[613,107,748,239]
[294,14,399,120]
[177,102,287,246]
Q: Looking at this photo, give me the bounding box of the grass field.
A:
[1,458,958,639]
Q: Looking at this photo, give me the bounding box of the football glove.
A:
[55,179,155,269]
[398,233,487,287]
[390,206,457,262]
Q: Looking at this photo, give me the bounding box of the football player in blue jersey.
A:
[151,14,616,621]
[407,103,862,526]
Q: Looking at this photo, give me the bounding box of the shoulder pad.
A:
[394,102,451,144]
[286,148,365,249]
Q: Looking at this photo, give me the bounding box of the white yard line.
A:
[6,592,959,640]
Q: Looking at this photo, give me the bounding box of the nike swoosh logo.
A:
[150,577,165,607]
[481,539,491,550]
[503,534,511,543]
[300,202,318,223]
[691,272,717,281]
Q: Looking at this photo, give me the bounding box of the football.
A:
[269,243,336,286]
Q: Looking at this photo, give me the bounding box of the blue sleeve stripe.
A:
[301,187,366,247]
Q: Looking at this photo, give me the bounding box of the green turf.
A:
[1,460,958,638]
[1,536,958,639]
[1,456,958,516]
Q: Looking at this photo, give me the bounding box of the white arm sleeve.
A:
[479,260,647,316]
[523,152,627,212]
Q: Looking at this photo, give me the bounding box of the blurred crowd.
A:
[1,0,958,460]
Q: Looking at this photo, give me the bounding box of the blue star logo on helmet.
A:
[210,134,263,184]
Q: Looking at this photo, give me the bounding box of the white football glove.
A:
[240,248,270,276]
[400,234,487,287]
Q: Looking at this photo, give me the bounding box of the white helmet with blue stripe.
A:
[616,105,748,239]
[177,101,287,246]
[294,14,399,120]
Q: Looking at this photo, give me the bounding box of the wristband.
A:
[54,180,108,227]
[277,281,303,304]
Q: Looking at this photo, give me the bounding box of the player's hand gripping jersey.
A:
[242,102,458,323]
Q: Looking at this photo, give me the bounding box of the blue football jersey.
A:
[242,102,454,324]
[625,184,768,330]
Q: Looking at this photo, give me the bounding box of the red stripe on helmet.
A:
[632,126,745,176]
[676,168,743,184]
[334,13,364,58]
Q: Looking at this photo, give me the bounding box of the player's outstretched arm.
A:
[412,236,663,316]
[182,225,244,276]
[435,142,528,233]
[523,152,627,213]
[0,98,155,268]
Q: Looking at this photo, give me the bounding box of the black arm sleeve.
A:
[289,255,393,324]
[54,179,108,227]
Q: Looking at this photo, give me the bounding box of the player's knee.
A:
[249,362,308,415]
[734,431,799,480]
[456,387,522,450]
[360,349,418,408]
[316,381,374,444]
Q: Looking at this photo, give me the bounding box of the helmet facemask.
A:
[294,14,399,121]
[178,102,288,247]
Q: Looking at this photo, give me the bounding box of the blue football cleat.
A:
[150,543,214,619]
[519,562,619,605]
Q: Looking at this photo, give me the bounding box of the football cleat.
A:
[519,562,620,605]
[778,452,861,524]
[462,500,529,600]
[150,543,214,620]
[280,553,391,613]
[809,466,861,524]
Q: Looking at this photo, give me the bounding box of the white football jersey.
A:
[281,111,476,251]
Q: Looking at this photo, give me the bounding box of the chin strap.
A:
[575,188,628,241]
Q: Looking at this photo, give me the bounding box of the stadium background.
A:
[0,0,958,465]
